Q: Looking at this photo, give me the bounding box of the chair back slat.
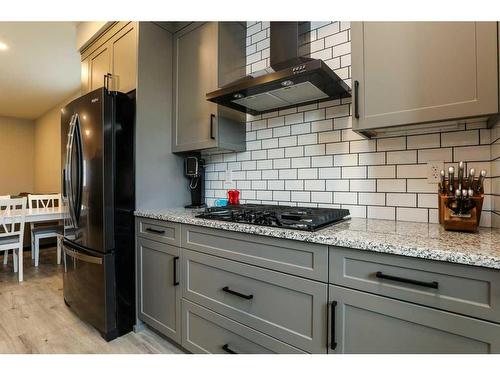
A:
[0,197,27,238]
[28,194,61,209]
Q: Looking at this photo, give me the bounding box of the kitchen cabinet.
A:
[81,22,137,94]
[136,237,181,344]
[328,285,500,354]
[351,22,498,136]
[172,22,246,153]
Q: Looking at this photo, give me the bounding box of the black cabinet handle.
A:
[354,80,360,119]
[210,114,216,140]
[375,271,438,289]
[173,256,179,286]
[222,286,253,300]
[145,227,165,235]
[330,301,337,350]
[222,344,237,354]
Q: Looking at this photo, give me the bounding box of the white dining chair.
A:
[28,194,63,266]
[0,197,27,282]
[0,195,11,265]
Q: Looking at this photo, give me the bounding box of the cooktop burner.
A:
[196,204,350,231]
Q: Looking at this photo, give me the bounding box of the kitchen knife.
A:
[468,188,474,198]
[457,161,464,191]
[440,170,446,194]
[448,166,455,195]
[467,168,475,190]
[475,170,486,194]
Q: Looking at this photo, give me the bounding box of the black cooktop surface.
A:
[196,204,350,231]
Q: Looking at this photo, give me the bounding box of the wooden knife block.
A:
[438,179,483,232]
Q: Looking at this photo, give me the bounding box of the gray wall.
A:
[135,22,190,209]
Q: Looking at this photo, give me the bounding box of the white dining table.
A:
[1,206,66,282]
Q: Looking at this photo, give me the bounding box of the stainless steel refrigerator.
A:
[60,87,135,341]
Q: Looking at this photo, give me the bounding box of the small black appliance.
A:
[185,156,206,208]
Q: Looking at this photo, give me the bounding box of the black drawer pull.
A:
[354,80,360,119]
[222,344,237,354]
[173,256,179,286]
[222,286,253,300]
[145,227,165,235]
[375,271,439,289]
[330,301,337,350]
[210,114,216,140]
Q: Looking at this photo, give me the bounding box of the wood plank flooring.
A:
[0,247,183,354]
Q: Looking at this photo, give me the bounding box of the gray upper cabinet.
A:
[172,22,246,153]
[351,22,499,136]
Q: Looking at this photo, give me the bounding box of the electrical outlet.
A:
[427,161,444,184]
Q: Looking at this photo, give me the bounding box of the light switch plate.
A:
[427,161,444,184]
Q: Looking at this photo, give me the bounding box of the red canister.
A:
[227,189,240,205]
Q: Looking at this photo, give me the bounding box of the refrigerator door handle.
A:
[65,114,78,228]
[73,115,84,223]
[64,246,103,265]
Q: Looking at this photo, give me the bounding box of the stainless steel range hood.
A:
[206,22,351,115]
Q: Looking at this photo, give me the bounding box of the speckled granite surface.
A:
[135,208,500,270]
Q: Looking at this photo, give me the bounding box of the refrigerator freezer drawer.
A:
[62,239,117,341]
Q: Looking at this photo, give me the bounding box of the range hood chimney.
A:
[206,22,351,116]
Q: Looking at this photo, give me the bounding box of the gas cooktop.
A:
[196,204,350,231]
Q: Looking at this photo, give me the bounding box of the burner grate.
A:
[196,204,350,231]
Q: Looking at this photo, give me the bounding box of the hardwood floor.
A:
[0,247,183,354]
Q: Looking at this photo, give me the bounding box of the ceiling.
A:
[0,22,80,120]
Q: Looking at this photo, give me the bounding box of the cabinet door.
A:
[80,56,90,94]
[328,285,500,354]
[136,237,181,344]
[173,22,219,152]
[110,23,137,93]
[89,42,111,91]
[352,22,498,132]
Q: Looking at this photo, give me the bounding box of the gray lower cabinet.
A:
[181,299,305,354]
[136,237,181,344]
[329,247,500,324]
[181,249,328,353]
[328,285,500,354]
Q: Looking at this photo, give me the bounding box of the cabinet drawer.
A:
[328,285,500,353]
[181,299,305,354]
[182,249,327,353]
[136,217,180,246]
[329,247,500,323]
[181,224,328,282]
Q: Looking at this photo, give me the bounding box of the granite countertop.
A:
[135,208,500,270]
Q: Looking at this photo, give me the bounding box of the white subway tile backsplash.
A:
[418,148,452,163]
[326,179,349,191]
[359,152,385,166]
[441,130,479,147]
[387,193,416,207]
[334,154,357,166]
[454,145,491,162]
[407,133,440,149]
[397,207,428,223]
[368,206,395,220]
[342,166,366,179]
[377,179,406,192]
[377,137,406,151]
[368,165,395,179]
[202,21,495,227]
[386,150,417,165]
[359,193,385,206]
